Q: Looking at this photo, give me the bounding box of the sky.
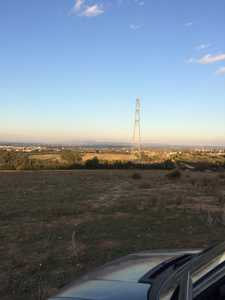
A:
[0,0,225,145]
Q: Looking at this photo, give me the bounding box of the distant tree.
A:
[0,151,27,169]
[85,157,99,169]
[15,157,34,170]
[61,150,82,164]
[163,159,176,169]
[139,152,150,162]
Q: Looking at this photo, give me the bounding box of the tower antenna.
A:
[133,98,141,155]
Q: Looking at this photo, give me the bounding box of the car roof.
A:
[50,280,150,300]
[49,249,200,300]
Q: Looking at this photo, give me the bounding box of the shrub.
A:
[85,157,99,169]
[163,159,176,170]
[166,169,182,179]
[131,172,142,180]
[61,150,82,164]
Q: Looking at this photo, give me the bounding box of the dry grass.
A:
[1,170,225,300]
[30,154,64,162]
[82,152,136,162]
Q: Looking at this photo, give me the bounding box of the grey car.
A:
[49,241,225,300]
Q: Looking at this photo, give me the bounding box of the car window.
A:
[192,252,225,283]
[159,286,178,300]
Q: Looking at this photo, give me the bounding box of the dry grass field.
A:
[30,154,64,162]
[30,152,136,163]
[82,152,137,161]
[1,169,225,300]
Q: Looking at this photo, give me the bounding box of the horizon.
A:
[1,0,225,145]
[2,139,225,149]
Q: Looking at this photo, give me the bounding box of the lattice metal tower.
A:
[133,98,141,153]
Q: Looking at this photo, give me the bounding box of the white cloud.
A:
[134,0,145,6]
[75,0,84,11]
[187,53,225,77]
[70,0,104,17]
[216,67,225,75]
[129,24,142,30]
[70,0,84,14]
[198,53,225,64]
[186,57,196,64]
[185,22,193,27]
[82,4,104,17]
[69,0,145,18]
[196,44,211,51]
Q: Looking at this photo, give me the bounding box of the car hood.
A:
[49,249,200,300]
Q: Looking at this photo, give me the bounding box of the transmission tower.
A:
[133,98,141,154]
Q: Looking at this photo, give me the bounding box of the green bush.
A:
[85,157,100,169]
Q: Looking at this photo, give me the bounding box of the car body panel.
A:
[49,249,200,300]
[51,280,149,300]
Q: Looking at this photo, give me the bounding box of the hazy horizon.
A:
[2,135,225,148]
[1,0,225,145]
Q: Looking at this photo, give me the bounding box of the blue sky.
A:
[1,0,225,145]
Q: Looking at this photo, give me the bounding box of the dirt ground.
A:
[1,169,225,300]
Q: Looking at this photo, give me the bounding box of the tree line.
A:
[1,150,224,171]
[0,150,176,170]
